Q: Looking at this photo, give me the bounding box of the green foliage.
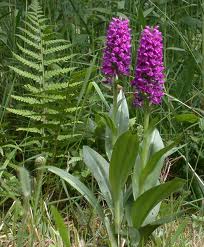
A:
[7,0,84,154]
[0,0,204,246]
[51,206,71,247]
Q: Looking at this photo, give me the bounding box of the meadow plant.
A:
[49,20,185,246]
[1,1,203,246]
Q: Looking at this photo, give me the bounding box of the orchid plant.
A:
[48,18,185,246]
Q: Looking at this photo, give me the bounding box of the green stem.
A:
[139,102,150,195]
[112,76,118,146]
[113,77,118,123]
[141,102,150,169]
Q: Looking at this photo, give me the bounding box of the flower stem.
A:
[112,76,118,146]
[139,101,150,194]
[113,76,118,122]
[141,102,150,168]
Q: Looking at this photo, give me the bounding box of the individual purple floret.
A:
[132,26,165,106]
[102,18,131,83]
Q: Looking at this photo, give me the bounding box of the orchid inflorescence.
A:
[102,18,165,106]
[102,18,131,83]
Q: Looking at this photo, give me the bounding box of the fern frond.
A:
[7,108,42,121]
[57,134,82,141]
[46,109,59,115]
[69,81,83,89]
[64,107,81,113]
[37,94,66,100]
[27,12,38,21]
[44,44,72,55]
[24,84,41,93]
[17,43,41,60]
[45,68,76,80]
[38,18,48,24]
[18,27,40,42]
[43,82,69,91]
[16,34,41,50]
[17,127,43,134]
[27,15,39,28]
[23,20,40,34]
[11,95,41,105]
[13,53,41,71]
[44,54,76,66]
[43,39,68,46]
[9,66,41,83]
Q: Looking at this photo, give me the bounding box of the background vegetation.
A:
[0,0,204,246]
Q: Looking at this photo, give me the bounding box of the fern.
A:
[8,0,85,155]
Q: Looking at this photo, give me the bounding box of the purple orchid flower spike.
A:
[102,17,131,83]
[132,26,165,106]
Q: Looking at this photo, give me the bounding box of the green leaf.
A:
[140,141,178,187]
[105,90,129,160]
[45,68,76,80]
[44,44,72,55]
[57,134,82,141]
[131,178,185,228]
[98,112,117,136]
[44,54,76,66]
[9,66,41,83]
[13,53,41,71]
[18,27,40,41]
[47,166,104,219]
[109,131,139,203]
[83,146,112,208]
[90,81,110,110]
[12,95,41,105]
[51,206,71,247]
[16,34,41,50]
[7,108,42,121]
[175,113,199,123]
[132,129,164,200]
[116,90,129,136]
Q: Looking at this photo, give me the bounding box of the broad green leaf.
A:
[48,166,104,219]
[132,129,164,200]
[175,113,199,123]
[83,146,112,207]
[19,167,31,198]
[109,131,139,203]
[140,141,178,187]
[116,90,129,136]
[105,90,129,160]
[131,178,185,228]
[51,206,71,247]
